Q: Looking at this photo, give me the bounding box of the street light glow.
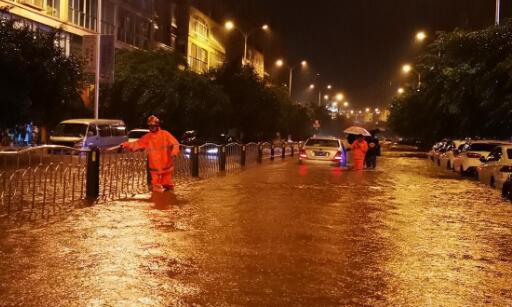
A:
[324,95,329,100]
[398,87,405,94]
[402,64,412,74]
[365,107,370,113]
[262,24,269,31]
[276,59,284,67]
[343,101,349,107]
[225,20,235,30]
[416,31,427,42]
[309,84,315,89]
[301,60,307,67]
[327,85,332,90]
[375,108,380,112]
[336,93,344,101]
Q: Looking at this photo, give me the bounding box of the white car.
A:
[50,118,127,149]
[428,141,446,162]
[127,129,149,142]
[453,141,507,176]
[438,140,467,169]
[299,137,346,166]
[477,145,512,189]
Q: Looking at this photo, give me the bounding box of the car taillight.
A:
[466,152,481,158]
[500,166,512,172]
[333,151,343,160]
[299,149,307,159]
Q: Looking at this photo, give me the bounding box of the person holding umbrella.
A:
[352,134,368,170]
[343,126,371,170]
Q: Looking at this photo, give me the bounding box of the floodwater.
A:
[1,155,512,306]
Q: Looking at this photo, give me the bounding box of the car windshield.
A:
[306,139,339,148]
[128,131,148,139]
[469,143,500,152]
[53,123,88,137]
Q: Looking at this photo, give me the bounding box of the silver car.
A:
[50,119,127,149]
[299,137,346,165]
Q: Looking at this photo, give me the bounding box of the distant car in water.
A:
[438,140,467,169]
[501,175,512,201]
[181,131,237,156]
[427,141,447,162]
[477,145,512,189]
[453,140,507,176]
[299,136,346,166]
[127,129,149,142]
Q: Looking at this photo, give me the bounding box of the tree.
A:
[0,11,86,129]
[389,20,512,144]
[102,50,230,137]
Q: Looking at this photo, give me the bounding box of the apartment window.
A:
[189,43,208,73]
[69,0,98,31]
[18,0,44,10]
[192,17,208,39]
[46,0,59,17]
[117,9,151,49]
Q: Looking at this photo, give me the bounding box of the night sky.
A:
[213,0,512,109]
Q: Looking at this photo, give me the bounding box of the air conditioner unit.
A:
[20,0,45,10]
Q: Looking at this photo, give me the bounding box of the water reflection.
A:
[0,157,511,306]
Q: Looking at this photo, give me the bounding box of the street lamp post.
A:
[402,64,421,89]
[94,0,102,119]
[225,21,269,66]
[496,0,501,25]
[276,59,307,98]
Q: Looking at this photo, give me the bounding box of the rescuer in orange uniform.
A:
[351,134,368,171]
[122,115,180,192]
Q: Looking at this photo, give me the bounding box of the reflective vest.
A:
[352,139,368,160]
[123,129,179,172]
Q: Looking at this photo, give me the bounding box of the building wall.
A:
[186,6,225,74]
[1,0,178,52]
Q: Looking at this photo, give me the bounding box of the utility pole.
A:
[496,0,501,25]
[288,67,293,98]
[94,0,102,119]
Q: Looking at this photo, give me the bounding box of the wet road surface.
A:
[1,155,512,306]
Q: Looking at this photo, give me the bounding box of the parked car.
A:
[438,140,467,169]
[127,129,149,142]
[50,119,127,149]
[299,136,346,166]
[477,145,512,189]
[428,141,446,162]
[501,174,512,200]
[181,131,237,156]
[453,140,507,176]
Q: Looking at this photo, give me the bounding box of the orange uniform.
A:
[123,128,179,191]
[352,139,368,170]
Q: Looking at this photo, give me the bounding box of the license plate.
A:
[314,151,327,157]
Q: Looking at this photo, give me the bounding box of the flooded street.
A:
[1,155,512,306]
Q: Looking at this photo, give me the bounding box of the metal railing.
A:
[0,142,301,220]
[0,146,87,221]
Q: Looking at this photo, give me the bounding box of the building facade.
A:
[186,6,225,74]
[0,0,180,55]
[1,0,262,75]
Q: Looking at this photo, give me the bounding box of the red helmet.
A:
[147,115,160,126]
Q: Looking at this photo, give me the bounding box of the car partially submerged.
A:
[299,136,346,166]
